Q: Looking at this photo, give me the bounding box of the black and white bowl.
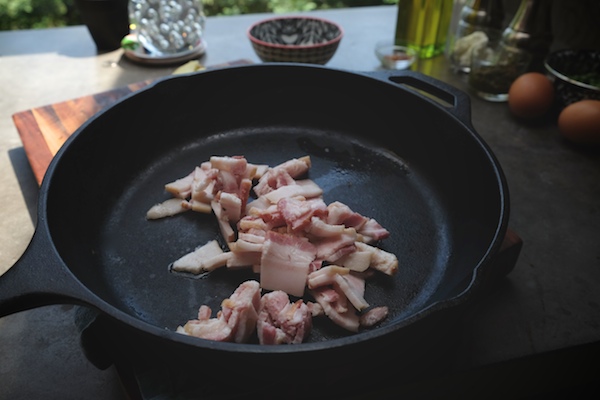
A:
[247,15,343,65]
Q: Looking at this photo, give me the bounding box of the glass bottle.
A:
[500,0,552,72]
[455,0,504,38]
[394,0,454,59]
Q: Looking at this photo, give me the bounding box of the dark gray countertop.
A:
[1,5,599,399]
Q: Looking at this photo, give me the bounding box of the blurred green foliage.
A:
[0,0,397,31]
[0,0,80,30]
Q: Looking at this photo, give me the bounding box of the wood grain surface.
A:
[13,59,251,185]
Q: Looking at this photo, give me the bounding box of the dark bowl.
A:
[544,49,600,110]
[247,15,343,64]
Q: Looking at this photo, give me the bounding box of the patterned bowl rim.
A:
[247,15,344,50]
[543,49,600,92]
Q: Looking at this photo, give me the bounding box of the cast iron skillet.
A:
[0,64,508,374]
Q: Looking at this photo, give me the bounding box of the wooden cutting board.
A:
[12,59,252,186]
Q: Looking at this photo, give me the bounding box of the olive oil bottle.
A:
[395,0,454,59]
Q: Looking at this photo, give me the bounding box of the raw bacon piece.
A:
[177,280,261,343]
[306,217,346,237]
[334,247,372,272]
[357,218,391,243]
[254,167,296,197]
[274,156,311,178]
[226,251,262,269]
[171,240,230,274]
[238,215,269,232]
[326,201,368,229]
[260,231,317,297]
[333,273,369,311]
[218,192,243,223]
[146,198,188,220]
[176,308,232,342]
[359,306,389,327]
[253,156,312,197]
[165,170,194,199]
[355,242,399,276]
[211,201,236,243]
[191,166,216,204]
[310,286,360,332]
[277,196,327,232]
[257,291,312,345]
[314,228,357,262]
[182,199,212,214]
[307,265,350,289]
[220,280,262,343]
[209,155,249,177]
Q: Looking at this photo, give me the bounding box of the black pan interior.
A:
[44,65,506,344]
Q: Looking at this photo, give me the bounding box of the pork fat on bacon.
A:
[147,155,397,344]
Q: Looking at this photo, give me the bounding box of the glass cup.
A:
[128,0,206,56]
[468,42,532,102]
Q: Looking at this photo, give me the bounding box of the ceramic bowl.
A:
[375,40,417,70]
[247,15,343,65]
[544,49,600,109]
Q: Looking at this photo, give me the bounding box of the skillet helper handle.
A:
[365,70,472,126]
[0,229,94,318]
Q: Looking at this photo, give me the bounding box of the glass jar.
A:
[128,0,206,56]
[468,40,531,102]
[449,0,505,72]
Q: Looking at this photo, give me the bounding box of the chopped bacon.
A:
[171,240,230,274]
[314,228,357,261]
[209,155,248,177]
[277,196,327,232]
[211,201,236,242]
[226,251,262,269]
[274,156,311,178]
[238,215,269,232]
[307,265,350,289]
[230,237,263,253]
[146,198,188,219]
[257,291,312,345]
[177,280,261,343]
[307,301,324,317]
[260,231,316,297]
[306,216,346,237]
[245,195,271,214]
[359,306,389,327]
[310,286,360,332]
[152,155,398,343]
[217,191,242,223]
[335,248,372,272]
[333,273,369,311]
[254,167,296,197]
[191,166,216,204]
[358,218,391,243]
[326,201,367,229]
[183,199,212,214]
[355,242,399,276]
[165,170,194,199]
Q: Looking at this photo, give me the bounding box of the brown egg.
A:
[508,72,555,118]
[558,100,600,145]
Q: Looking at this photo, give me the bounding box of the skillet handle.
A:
[364,70,472,125]
[0,228,96,318]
